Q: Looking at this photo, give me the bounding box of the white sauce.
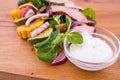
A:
[69,32,113,63]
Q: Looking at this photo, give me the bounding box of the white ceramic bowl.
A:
[64,27,120,71]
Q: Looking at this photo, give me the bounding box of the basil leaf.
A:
[81,8,96,20]
[67,32,83,44]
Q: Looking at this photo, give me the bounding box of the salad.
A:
[10,0,96,66]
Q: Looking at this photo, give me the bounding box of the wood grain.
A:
[0,0,120,80]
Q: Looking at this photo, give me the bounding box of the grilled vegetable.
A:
[30,22,49,38]
[14,17,28,26]
[16,19,44,39]
[10,8,26,20]
[28,27,53,44]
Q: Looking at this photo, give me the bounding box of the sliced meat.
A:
[85,20,96,26]
[50,6,87,22]
[71,24,95,35]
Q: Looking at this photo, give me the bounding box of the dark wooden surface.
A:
[0,0,120,80]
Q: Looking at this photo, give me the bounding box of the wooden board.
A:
[0,0,120,80]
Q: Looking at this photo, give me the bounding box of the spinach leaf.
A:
[81,8,96,20]
[67,32,83,44]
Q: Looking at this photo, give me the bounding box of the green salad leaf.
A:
[65,15,72,33]
[53,15,62,24]
[32,0,46,8]
[81,8,96,20]
[35,30,64,62]
[32,0,42,8]
[67,32,83,44]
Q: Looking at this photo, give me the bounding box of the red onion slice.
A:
[25,13,49,26]
[51,51,67,66]
[71,21,83,28]
[21,8,34,18]
[30,22,49,38]
[22,8,30,18]
[18,3,38,11]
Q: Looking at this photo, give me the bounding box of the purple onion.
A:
[71,21,83,28]
[51,51,67,66]
[21,8,31,18]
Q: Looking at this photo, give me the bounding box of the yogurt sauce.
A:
[69,32,113,63]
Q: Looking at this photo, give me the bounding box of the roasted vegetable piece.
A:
[17,19,44,39]
[28,27,53,44]
[55,23,67,33]
[10,8,26,20]
[14,17,28,26]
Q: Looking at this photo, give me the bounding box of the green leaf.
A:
[36,47,58,62]
[67,32,83,44]
[65,15,72,33]
[53,15,62,24]
[65,15,72,29]
[81,8,96,20]
[49,20,58,29]
[35,30,64,62]
[32,0,43,8]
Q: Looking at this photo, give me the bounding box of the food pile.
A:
[10,0,96,66]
